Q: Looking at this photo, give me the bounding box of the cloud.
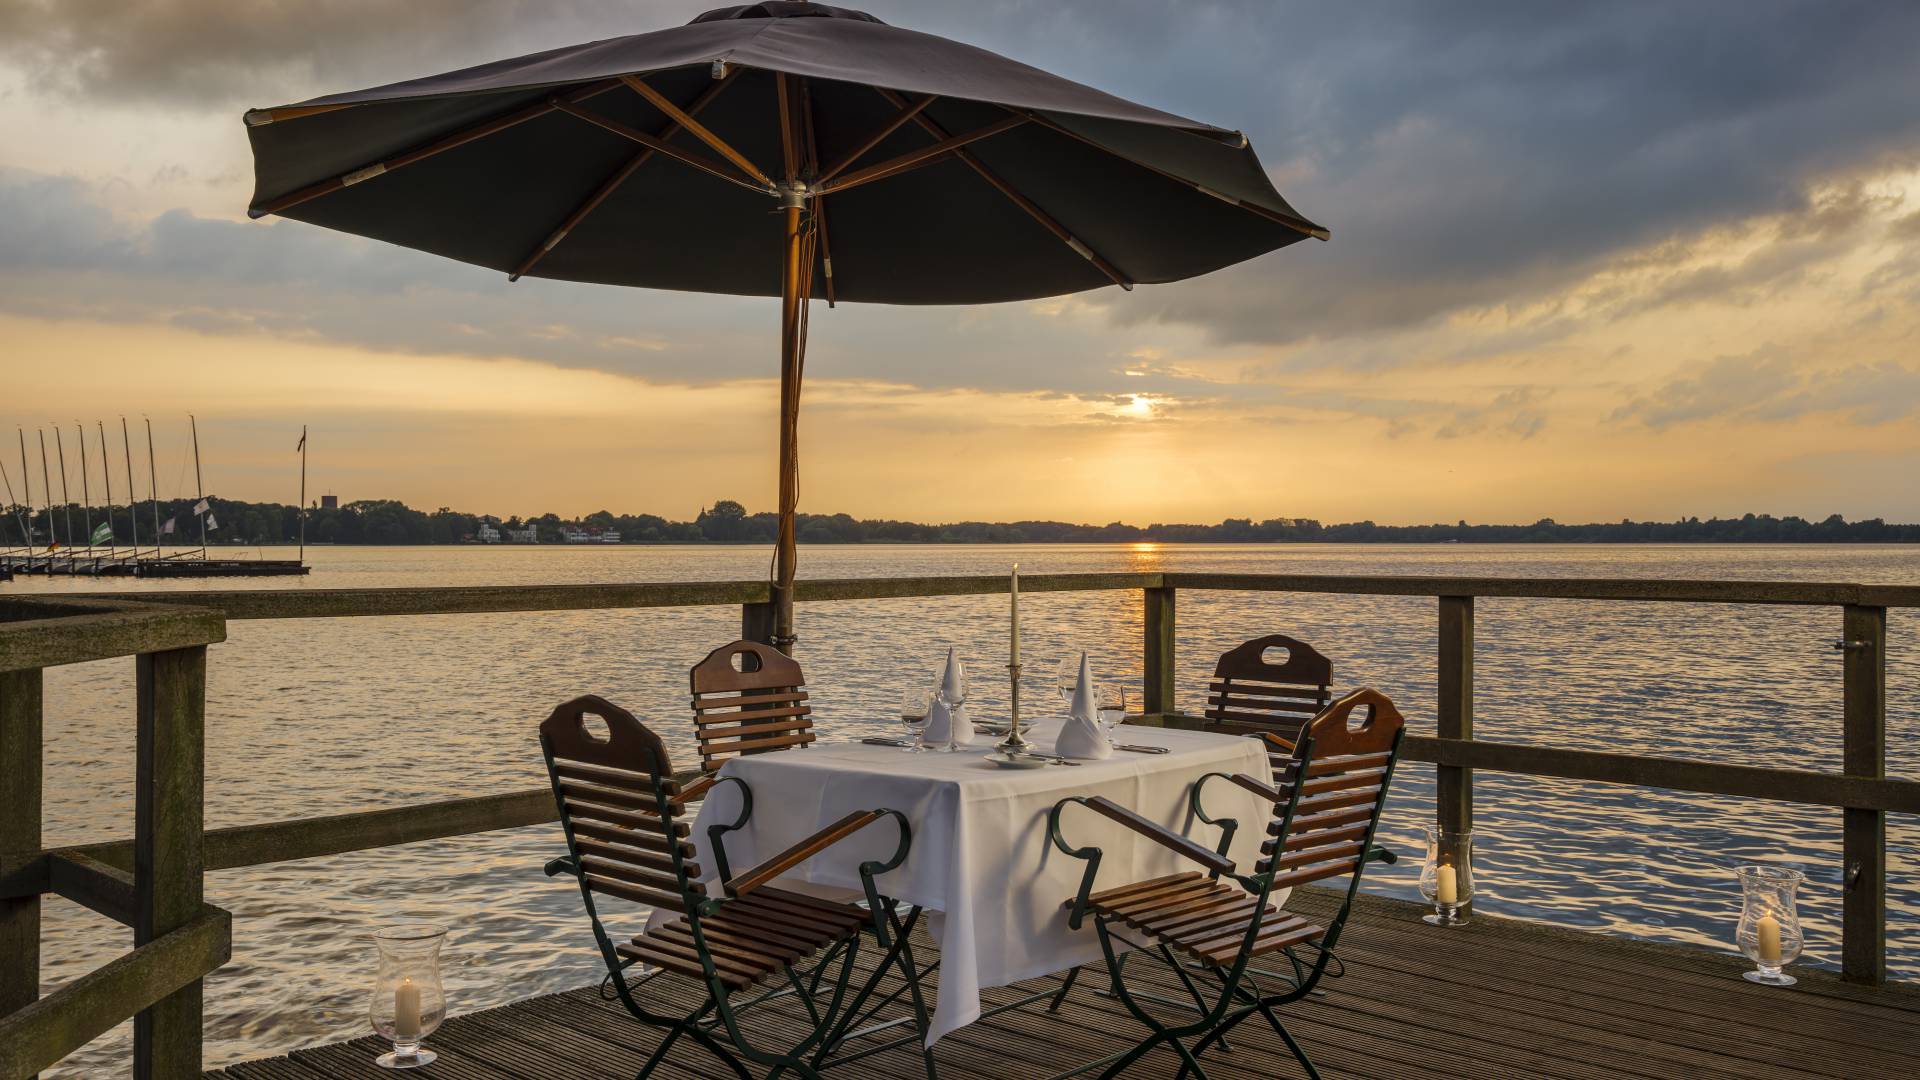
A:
[1612,346,1920,429]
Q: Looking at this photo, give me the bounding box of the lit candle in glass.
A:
[394,977,421,1040]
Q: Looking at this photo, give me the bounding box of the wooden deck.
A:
[209,891,1920,1079]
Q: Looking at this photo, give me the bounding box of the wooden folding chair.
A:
[1203,634,1333,749]
[540,695,934,1079]
[1049,689,1405,1080]
[682,639,819,805]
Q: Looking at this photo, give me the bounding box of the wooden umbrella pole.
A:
[773,201,804,653]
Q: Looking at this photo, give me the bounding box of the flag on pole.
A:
[90,521,112,545]
[205,512,219,530]
[296,429,306,452]
[160,516,176,535]
[193,498,210,515]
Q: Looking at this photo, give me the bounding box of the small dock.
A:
[208,891,1920,1079]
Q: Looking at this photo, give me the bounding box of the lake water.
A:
[11,543,1917,1074]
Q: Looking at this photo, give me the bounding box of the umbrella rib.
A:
[816,93,938,184]
[550,98,770,194]
[818,114,1027,196]
[875,89,1132,290]
[249,79,624,218]
[1022,112,1329,241]
[621,74,775,189]
[777,73,799,183]
[800,79,838,307]
[509,71,744,282]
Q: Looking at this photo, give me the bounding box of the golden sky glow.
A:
[3,2,1918,525]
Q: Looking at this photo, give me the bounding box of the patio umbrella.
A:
[243,1,1326,651]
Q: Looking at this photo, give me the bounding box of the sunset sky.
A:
[3,1,1918,525]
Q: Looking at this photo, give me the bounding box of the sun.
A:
[1126,394,1155,417]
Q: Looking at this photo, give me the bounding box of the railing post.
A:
[741,600,776,646]
[1143,585,1176,718]
[1,666,43,1078]
[134,646,206,1077]
[1437,596,1474,917]
[1841,604,1886,985]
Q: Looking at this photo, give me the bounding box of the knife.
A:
[1115,744,1170,754]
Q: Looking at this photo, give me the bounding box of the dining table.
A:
[686,718,1274,1044]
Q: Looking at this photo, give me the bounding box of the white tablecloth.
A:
[688,721,1271,1043]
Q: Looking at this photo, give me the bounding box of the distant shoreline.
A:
[8,497,1918,546]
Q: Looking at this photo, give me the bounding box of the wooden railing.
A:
[2,571,1916,1077]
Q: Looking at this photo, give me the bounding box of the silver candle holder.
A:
[998,661,1032,751]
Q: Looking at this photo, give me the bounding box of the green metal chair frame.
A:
[539,694,935,1079]
[1048,689,1406,1080]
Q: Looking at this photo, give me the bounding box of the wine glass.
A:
[1056,654,1081,707]
[898,686,932,752]
[934,665,968,752]
[1096,685,1127,736]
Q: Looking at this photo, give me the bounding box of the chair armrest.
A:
[1365,845,1397,865]
[724,809,890,897]
[703,775,754,885]
[544,855,579,878]
[1082,796,1235,875]
[674,773,718,807]
[1260,731,1298,755]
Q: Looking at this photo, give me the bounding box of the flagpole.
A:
[190,413,208,556]
[297,425,307,565]
[122,418,141,557]
[145,417,163,555]
[0,459,28,555]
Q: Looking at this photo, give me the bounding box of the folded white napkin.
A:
[923,647,974,746]
[1054,652,1112,760]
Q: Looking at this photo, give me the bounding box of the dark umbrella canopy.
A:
[244,2,1326,648]
[245,2,1324,304]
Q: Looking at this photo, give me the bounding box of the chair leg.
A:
[1095,1031,1167,1080]
[1046,965,1082,1013]
[633,1021,687,1080]
[1168,1036,1213,1080]
[891,923,939,1080]
[1260,1002,1321,1080]
[683,1022,756,1080]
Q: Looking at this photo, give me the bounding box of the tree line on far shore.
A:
[5,497,1917,546]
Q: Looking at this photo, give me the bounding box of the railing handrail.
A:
[61,570,1920,619]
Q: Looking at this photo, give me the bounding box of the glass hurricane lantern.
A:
[1735,865,1805,986]
[1418,825,1474,926]
[368,923,448,1068]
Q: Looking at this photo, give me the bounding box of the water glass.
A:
[1418,826,1473,926]
[1735,865,1805,986]
[368,923,447,1068]
[899,686,932,752]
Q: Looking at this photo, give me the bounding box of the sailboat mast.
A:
[17,429,34,552]
[145,418,162,552]
[98,421,116,558]
[122,418,140,555]
[190,413,208,553]
[0,459,27,552]
[75,423,95,554]
[38,430,57,547]
[53,426,74,547]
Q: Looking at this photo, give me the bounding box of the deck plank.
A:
[207,891,1920,1079]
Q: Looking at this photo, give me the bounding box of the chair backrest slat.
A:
[1205,635,1333,745]
[1257,689,1404,883]
[690,640,817,772]
[541,694,699,914]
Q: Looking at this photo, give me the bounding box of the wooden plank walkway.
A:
[210,891,1920,1079]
